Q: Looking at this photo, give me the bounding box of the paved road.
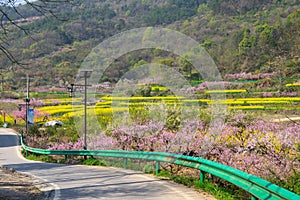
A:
[0,129,209,200]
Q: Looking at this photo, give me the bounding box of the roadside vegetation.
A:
[10,79,299,199]
[0,1,299,199]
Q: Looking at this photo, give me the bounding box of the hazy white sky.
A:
[0,0,36,6]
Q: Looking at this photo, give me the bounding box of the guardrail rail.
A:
[20,132,300,200]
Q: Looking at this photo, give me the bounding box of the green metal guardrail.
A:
[19,133,300,200]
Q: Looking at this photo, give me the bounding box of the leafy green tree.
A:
[285,10,300,55]
[238,28,256,55]
[256,24,276,48]
[133,59,148,69]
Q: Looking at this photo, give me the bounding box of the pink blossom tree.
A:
[12,109,50,122]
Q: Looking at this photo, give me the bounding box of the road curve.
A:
[0,129,210,200]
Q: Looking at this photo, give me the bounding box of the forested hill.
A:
[0,0,299,90]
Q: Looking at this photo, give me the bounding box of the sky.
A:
[0,0,36,6]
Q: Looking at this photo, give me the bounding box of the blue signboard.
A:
[27,109,34,124]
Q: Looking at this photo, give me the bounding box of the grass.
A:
[81,157,107,166]
[26,153,57,163]
[157,170,238,200]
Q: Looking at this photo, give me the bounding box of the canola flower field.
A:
[37,96,300,120]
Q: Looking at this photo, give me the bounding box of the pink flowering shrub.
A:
[96,82,113,93]
[225,72,277,80]
[186,81,234,91]
[24,111,300,194]
[12,109,50,122]
[31,98,45,107]
[48,139,84,150]
[211,121,299,181]
[103,115,299,192]
[110,120,166,151]
[86,134,117,150]
[263,91,298,97]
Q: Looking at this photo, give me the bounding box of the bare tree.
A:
[0,0,72,64]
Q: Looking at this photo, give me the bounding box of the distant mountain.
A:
[0,0,299,90]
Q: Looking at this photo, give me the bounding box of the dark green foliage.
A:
[144,7,189,25]
[165,106,181,130]
[45,126,57,137]
[28,124,42,137]
[82,158,106,166]
[297,142,300,161]
[283,172,300,195]
[0,0,299,89]
[144,0,201,25]
[143,163,155,173]
[138,86,152,97]
[27,154,57,163]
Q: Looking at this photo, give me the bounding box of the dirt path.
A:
[0,165,50,200]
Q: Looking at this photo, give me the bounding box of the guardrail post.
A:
[123,158,127,169]
[155,161,160,175]
[251,195,258,200]
[199,170,205,184]
[19,129,28,157]
[19,129,23,146]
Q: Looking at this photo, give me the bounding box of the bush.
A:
[26,154,56,163]
[283,172,300,195]
[28,124,41,137]
[143,163,154,173]
[82,158,106,166]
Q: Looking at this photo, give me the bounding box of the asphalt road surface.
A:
[0,128,210,200]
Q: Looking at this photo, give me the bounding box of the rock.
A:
[9,167,15,173]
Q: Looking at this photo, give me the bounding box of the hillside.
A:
[0,0,299,91]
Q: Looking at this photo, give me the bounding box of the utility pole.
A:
[0,71,7,126]
[0,73,3,93]
[67,83,75,97]
[25,74,30,135]
[22,74,33,135]
[78,69,93,159]
[0,71,3,100]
